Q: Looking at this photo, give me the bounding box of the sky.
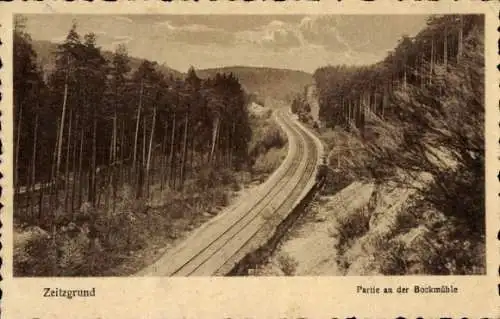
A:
[22,14,430,73]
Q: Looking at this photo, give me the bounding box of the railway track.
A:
[136,108,321,276]
[214,111,320,276]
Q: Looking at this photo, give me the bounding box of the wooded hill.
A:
[313,15,483,132]
[197,66,313,103]
[14,18,253,228]
[300,14,485,274]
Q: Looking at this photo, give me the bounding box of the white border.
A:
[1,2,498,318]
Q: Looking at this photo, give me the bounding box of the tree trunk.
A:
[214,120,221,165]
[168,112,177,188]
[457,16,463,62]
[444,26,448,68]
[64,108,73,213]
[38,177,44,221]
[403,67,407,91]
[382,87,387,119]
[179,110,189,190]
[119,118,125,187]
[347,100,351,124]
[142,117,147,168]
[106,117,114,214]
[50,120,60,210]
[15,102,23,191]
[29,109,39,218]
[229,121,236,168]
[70,115,78,214]
[189,126,195,176]
[56,72,69,200]
[113,111,117,166]
[146,106,157,198]
[77,128,84,208]
[160,121,168,191]
[132,81,144,174]
[419,55,424,89]
[210,116,220,163]
[136,116,147,199]
[429,37,435,85]
[91,117,97,205]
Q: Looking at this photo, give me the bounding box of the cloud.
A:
[154,20,176,30]
[261,29,301,49]
[153,20,234,46]
[306,16,427,54]
[267,20,286,28]
[109,34,133,47]
[236,19,303,50]
[112,16,134,24]
[298,16,349,52]
[155,20,224,33]
[113,35,133,41]
[183,24,222,32]
[296,15,419,60]
[50,35,66,43]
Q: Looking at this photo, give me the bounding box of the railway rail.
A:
[136,108,322,276]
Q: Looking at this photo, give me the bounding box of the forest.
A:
[293,14,485,274]
[14,14,486,276]
[13,17,262,276]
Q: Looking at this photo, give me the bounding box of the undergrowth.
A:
[248,110,288,179]
[14,166,247,276]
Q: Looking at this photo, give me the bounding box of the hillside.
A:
[283,15,485,276]
[196,66,313,102]
[32,40,183,79]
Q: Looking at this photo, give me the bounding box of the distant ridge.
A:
[31,41,313,102]
[196,66,313,102]
[31,40,184,79]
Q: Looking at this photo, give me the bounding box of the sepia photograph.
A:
[13,14,485,277]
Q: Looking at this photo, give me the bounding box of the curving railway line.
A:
[136,108,323,276]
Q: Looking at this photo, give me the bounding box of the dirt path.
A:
[255,181,374,276]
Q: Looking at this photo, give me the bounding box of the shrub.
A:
[194,167,239,191]
[252,147,287,176]
[377,239,409,275]
[334,207,371,256]
[392,209,419,237]
[422,222,485,275]
[14,227,57,276]
[249,122,287,159]
[277,253,298,276]
[321,168,354,196]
